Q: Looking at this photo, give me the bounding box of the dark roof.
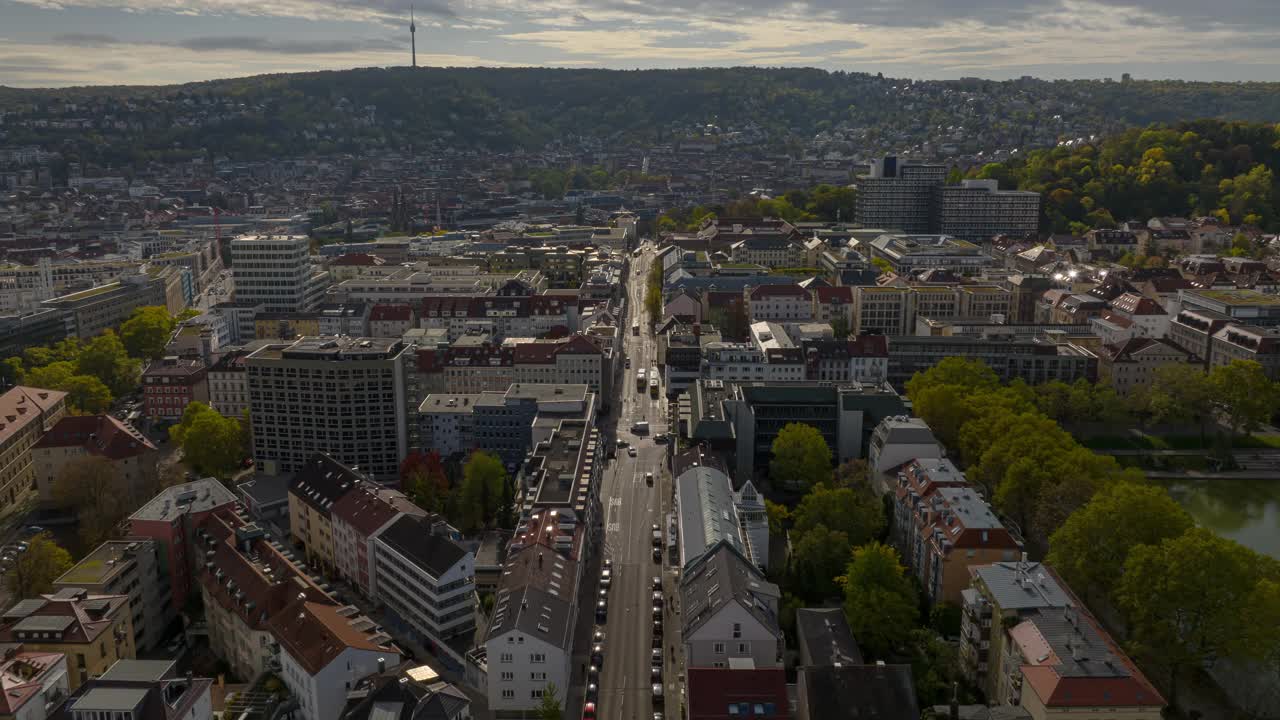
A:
[686,668,790,720]
[795,608,863,667]
[370,304,414,322]
[798,664,919,720]
[340,664,470,720]
[34,414,156,459]
[268,600,398,676]
[289,453,366,515]
[376,515,469,578]
[681,541,781,640]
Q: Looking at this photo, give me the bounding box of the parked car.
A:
[652,591,664,608]
[591,644,605,668]
[651,666,663,683]
[652,576,662,590]
[652,684,664,702]
[653,546,662,563]
[601,568,612,588]
[645,472,654,486]
[629,447,637,457]
[651,648,663,667]
[582,702,596,719]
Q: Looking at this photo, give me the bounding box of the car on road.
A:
[651,525,662,546]
[652,632,662,649]
[652,576,662,590]
[651,648,663,667]
[651,666,662,683]
[601,568,612,588]
[591,645,605,668]
[582,701,596,719]
[652,591,664,607]
[625,358,631,368]
[629,447,637,457]
[645,471,654,485]
[617,438,629,448]
[652,683,664,702]
[593,629,606,644]
[654,433,668,443]
[653,546,662,563]
[596,600,607,622]
[632,421,650,434]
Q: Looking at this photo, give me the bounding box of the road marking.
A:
[607,497,622,533]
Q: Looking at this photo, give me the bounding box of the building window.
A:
[501,690,514,699]
[501,672,513,681]
[732,623,741,639]
[714,643,726,654]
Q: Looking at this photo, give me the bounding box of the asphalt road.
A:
[596,243,676,720]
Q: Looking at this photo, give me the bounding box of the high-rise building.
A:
[230,235,329,312]
[855,156,948,233]
[246,337,411,480]
[935,179,1041,243]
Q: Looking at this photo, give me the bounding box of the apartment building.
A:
[0,590,135,690]
[885,335,1097,388]
[230,235,329,312]
[288,453,368,573]
[369,305,416,338]
[1179,288,1280,327]
[675,460,769,571]
[960,561,1163,719]
[39,270,185,340]
[372,514,475,663]
[0,645,68,720]
[0,386,67,512]
[271,599,401,720]
[207,350,249,418]
[680,542,783,669]
[1167,307,1230,365]
[511,335,608,399]
[52,540,170,652]
[855,156,948,233]
[868,416,943,481]
[246,337,410,480]
[1097,338,1194,395]
[329,484,424,598]
[419,292,579,342]
[420,384,595,468]
[127,480,239,615]
[196,511,329,680]
[141,358,208,422]
[748,285,813,322]
[32,415,157,511]
[934,180,1040,243]
[59,659,212,720]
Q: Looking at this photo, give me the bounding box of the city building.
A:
[867,416,942,481]
[680,542,782,669]
[195,511,328,680]
[368,305,416,338]
[141,358,208,422]
[1209,324,1280,379]
[885,335,1097,388]
[230,235,329,312]
[855,156,948,233]
[0,309,68,360]
[1178,288,1280,327]
[685,668,789,720]
[0,646,68,720]
[270,599,401,720]
[372,514,475,666]
[33,415,158,508]
[247,337,411,480]
[796,664,919,720]
[127,479,239,615]
[1096,338,1194,395]
[867,235,994,277]
[420,384,595,468]
[289,453,369,573]
[794,608,862,668]
[52,540,170,653]
[339,663,471,720]
[0,590,135,690]
[40,273,174,340]
[934,180,1040,243]
[511,335,609,402]
[0,386,68,512]
[330,484,424,598]
[206,350,250,417]
[960,561,1163,718]
[55,659,211,720]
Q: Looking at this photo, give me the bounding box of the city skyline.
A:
[2,0,1280,87]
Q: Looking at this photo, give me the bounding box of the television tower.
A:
[410,5,417,68]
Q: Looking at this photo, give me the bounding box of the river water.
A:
[1162,478,1280,559]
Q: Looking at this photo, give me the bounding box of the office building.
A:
[934,180,1041,243]
[330,484,425,598]
[885,335,1097,388]
[867,234,994,277]
[230,235,329,312]
[247,337,411,480]
[40,271,181,340]
[855,156,948,233]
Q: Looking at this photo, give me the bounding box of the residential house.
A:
[0,590,135,690]
[0,645,69,720]
[1097,338,1194,395]
[795,664,919,720]
[369,305,416,338]
[127,480,238,615]
[686,668,790,720]
[329,484,423,598]
[52,541,170,653]
[54,659,211,720]
[33,415,157,508]
[680,542,782,669]
[141,358,208,421]
[288,453,368,574]
[0,386,68,511]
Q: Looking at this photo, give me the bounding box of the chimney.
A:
[377,657,386,674]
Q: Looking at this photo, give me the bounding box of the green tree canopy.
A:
[121,306,178,361]
[458,451,508,532]
[769,422,832,492]
[6,534,72,600]
[791,525,851,601]
[1210,359,1280,437]
[76,331,140,396]
[1047,482,1195,602]
[170,402,246,477]
[792,483,884,548]
[841,542,918,659]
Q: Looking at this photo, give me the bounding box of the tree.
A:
[765,499,790,539]
[121,306,177,360]
[791,525,850,601]
[458,451,507,532]
[402,450,450,513]
[536,682,562,720]
[841,542,918,659]
[5,534,72,600]
[769,423,832,492]
[830,313,852,340]
[1146,364,1216,442]
[52,455,131,551]
[170,403,245,477]
[905,357,1001,401]
[1210,360,1280,438]
[1116,528,1262,708]
[792,484,884,548]
[61,375,113,414]
[1047,482,1195,602]
[76,331,140,396]
[906,629,970,708]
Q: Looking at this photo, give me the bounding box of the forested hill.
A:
[3,66,1280,161]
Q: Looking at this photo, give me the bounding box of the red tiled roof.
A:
[33,415,156,459]
[270,600,399,676]
[0,386,67,446]
[813,286,853,303]
[686,668,790,720]
[330,484,412,537]
[749,284,810,299]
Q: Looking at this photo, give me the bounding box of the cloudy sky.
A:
[2,0,1278,87]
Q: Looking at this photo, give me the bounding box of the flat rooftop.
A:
[55,541,147,586]
[1186,288,1280,306]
